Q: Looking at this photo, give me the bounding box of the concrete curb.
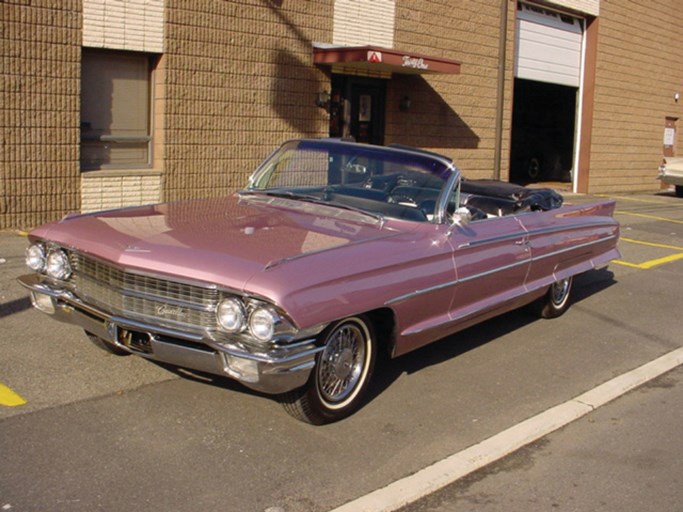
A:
[329,346,683,512]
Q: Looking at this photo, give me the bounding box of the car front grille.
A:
[69,252,220,331]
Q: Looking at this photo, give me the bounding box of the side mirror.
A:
[452,206,472,227]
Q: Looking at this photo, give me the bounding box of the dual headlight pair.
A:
[216,297,287,343]
[26,244,72,280]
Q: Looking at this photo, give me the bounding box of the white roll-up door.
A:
[515,3,583,87]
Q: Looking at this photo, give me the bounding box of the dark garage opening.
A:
[509,78,577,185]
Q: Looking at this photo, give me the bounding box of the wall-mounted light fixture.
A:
[400,95,411,112]
[315,90,331,111]
[675,92,680,103]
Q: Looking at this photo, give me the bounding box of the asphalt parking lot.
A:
[1,189,682,512]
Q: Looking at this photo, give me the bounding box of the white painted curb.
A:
[329,346,683,512]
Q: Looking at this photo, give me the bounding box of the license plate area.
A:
[117,328,154,354]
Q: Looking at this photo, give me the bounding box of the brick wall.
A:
[162,0,332,203]
[589,0,683,193]
[1,0,81,229]
[80,171,163,212]
[547,0,599,16]
[388,0,516,180]
[83,0,164,53]
[333,0,395,47]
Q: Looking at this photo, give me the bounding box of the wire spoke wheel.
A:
[279,316,376,425]
[550,278,571,307]
[538,276,573,318]
[317,322,366,407]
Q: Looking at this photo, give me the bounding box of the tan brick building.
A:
[2,0,682,229]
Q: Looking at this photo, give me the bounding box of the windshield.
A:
[244,139,458,223]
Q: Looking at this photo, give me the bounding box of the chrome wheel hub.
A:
[332,348,354,381]
[318,324,366,404]
[551,278,570,305]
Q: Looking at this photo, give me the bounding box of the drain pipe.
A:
[493,0,509,181]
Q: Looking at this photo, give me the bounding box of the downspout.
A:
[493,0,510,181]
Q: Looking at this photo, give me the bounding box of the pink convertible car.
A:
[19,139,620,424]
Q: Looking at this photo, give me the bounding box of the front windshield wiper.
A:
[239,189,385,225]
[238,189,325,203]
[320,198,385,225]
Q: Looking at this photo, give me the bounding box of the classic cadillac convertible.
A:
[18,139,620,424]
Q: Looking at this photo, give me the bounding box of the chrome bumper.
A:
[658,169,683,186]
[17,274,322,395]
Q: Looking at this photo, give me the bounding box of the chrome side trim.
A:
[457,231,526,249]
[458,258,529,283]
[402,286,544,336]
[385,280,459,306]
[529,233,618,264]
[384,257,530,306]
[385,233,617,306]
[523,221,617,239]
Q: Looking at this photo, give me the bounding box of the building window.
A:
[80,49,153,170]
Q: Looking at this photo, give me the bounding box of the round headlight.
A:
[249,307,277,342]
[45,250,72,280]
[26,244,46,272]
[216,297,246,333]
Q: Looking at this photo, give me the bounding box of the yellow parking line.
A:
[613,253,683,270]
[596,194,672,205]
[613,237,683,269]
[615,211,683,224]
[620,237,683,251]
[0,383,27,407]
[612,260,642,269]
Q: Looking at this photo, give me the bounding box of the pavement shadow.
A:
[368,308,538,405]
[0,297,32,320]
[571,267,617,304]
[150,361,271,398]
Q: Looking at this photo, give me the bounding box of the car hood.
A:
[31,195,402,292]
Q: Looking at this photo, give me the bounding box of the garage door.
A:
[515,3,583,87]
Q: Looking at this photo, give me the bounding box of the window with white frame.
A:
[80,49,153,170]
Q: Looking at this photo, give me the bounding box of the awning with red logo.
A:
[313,44,461,76]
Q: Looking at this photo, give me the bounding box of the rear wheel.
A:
[280,316,376,425]
[675,185,683,197]
[538,276,573,318]
[84,331,130,356]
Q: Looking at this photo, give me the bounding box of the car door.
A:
[448,216,532,325]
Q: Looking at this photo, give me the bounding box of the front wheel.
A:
[280,316,376,425]
[537,276,573,318]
